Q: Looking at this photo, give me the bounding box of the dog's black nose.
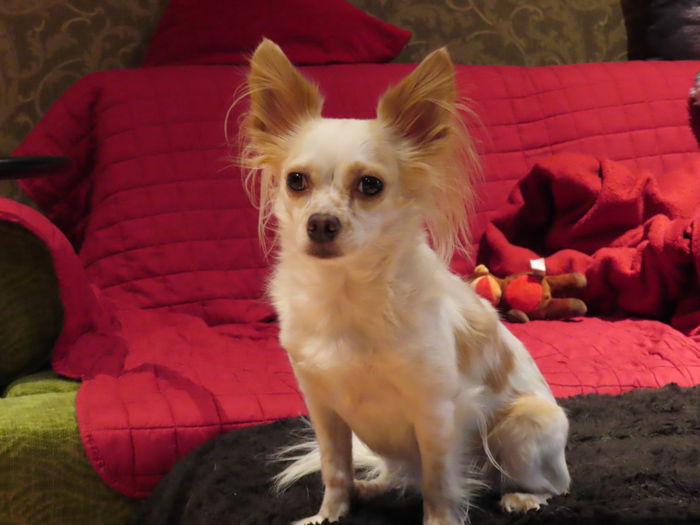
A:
[307,213,341,243]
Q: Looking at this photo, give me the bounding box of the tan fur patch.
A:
[484,340,514,393]
[492,394,564,433]
[455,306,513,393]
[455,328,478,375]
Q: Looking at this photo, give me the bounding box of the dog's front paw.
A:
[691,72,700,105]
[292,497,350,525]
[499,492,550,513]
[292,513,344,525]
[292,514,332,525]
[423,516,461,525]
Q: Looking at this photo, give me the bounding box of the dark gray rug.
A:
[132,384,699,525]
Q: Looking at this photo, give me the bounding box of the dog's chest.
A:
[273,266,443,459]
[293,339,420,459]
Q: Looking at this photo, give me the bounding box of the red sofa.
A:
[10,60,700,501]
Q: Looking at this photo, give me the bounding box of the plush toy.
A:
[468,264,587,323]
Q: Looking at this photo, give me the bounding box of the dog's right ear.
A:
[246,39,323,142]
[376,47,456,151]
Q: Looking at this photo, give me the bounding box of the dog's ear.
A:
[246,39,323,140]
[377,47,456,148]
[377,48,477,263]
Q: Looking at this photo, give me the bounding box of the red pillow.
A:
[143,0,411,66]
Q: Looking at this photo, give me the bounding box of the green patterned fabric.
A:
[349,0,635,65]
[0,389,136,525]
[0,0,169,204]
[0,221,63,388]
[0,221,134,525]
[0,0,168,156]
[3,371,79,397]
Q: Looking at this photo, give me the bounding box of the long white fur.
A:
[239,39,571,525]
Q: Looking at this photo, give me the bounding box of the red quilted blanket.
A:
[11,61,700,497]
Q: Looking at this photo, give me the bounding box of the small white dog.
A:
[240,39,570,525]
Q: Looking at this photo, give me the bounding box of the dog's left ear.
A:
[377,47,456,149]
[246,39,323,141]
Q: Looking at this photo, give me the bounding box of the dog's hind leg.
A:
[487,394,570,514]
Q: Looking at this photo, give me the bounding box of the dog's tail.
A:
[271,421,387,493]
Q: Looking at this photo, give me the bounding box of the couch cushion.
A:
[143,0,411,67]
[0,221,62,387]
[19,68,276,326]
[0,391,135,524]
[3,370,79,397]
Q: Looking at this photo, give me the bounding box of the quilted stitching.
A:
[457,62,700,250]
[12,61,700,498]
[511,318,700,397]
[77,309,304,496]
[77,68,271,326]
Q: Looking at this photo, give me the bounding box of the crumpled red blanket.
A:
[478,153,700,337]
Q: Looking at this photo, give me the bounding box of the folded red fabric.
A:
[478,153,700,332]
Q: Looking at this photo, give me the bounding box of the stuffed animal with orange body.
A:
[468,264,587,323]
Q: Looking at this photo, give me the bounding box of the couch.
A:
[3,2,700,525]
[0,0,636,157]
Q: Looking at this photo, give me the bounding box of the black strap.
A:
[0,156,70,180]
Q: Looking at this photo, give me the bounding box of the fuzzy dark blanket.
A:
[132,384,699,525]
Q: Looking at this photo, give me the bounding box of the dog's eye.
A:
[357,176,383,197]
[287,172,308,192]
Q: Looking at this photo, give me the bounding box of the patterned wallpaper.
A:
[0,0,167,202]
[349,0,633,65]
[0,0,640,202]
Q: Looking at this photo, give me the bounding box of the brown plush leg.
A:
[530,298,587,320]
[545,273,587,295]
[506,309,530,323]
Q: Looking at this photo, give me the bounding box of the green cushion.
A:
[0,201,132,524]
[3,371,79,397]
[0,391,136,525]
[0,221,63,387]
